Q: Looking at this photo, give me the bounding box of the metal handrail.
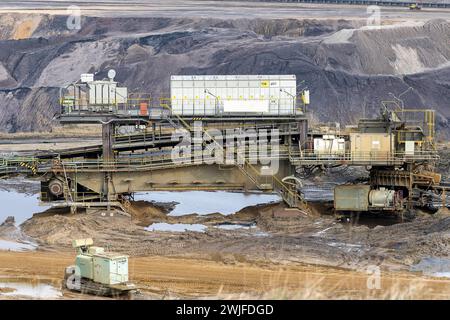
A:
[0,147,439,177]
[288,149,440,163]
[60,95,307,117]
[55,150,291,172]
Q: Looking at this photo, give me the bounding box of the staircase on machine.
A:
[160,107,307,210]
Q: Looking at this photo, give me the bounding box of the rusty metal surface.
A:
[334,185,370,211]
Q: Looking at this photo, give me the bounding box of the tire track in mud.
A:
[1,250,449,299]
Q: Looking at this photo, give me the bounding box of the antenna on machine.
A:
[107,69,116,81]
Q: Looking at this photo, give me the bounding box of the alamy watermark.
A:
[366,265,381,290]
[366,6,381,29]
[170,121,280,175]
[66,5,82,31]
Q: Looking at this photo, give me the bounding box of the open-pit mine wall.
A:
[0,13,448,138]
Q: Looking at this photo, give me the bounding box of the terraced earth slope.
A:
[0,8,448,137]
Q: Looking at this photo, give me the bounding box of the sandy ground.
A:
[0,1,449,20]
[1,249,450,300]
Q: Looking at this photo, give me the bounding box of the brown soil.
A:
[15,200,450,273]
[3,179,449,299]
[12,18,40,40]
[0,250,449,299]
[0,287,16,294]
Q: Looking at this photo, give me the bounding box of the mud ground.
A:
[1,249,449,300]
[1,200,450,299]
[14,200,450,271]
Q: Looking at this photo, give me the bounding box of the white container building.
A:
[170,75,298,116]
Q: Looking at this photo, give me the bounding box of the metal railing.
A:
[60,97,155,116]
[158,106,307,208]
[0,147,439,177]
[54,147,291,172]
[60,96,306,118]
[40,191,102,203]
[289,149,440,164]
[168,97,302,117]
[0,156,40,176]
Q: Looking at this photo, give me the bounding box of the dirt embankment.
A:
[438,144,450,181]
[16,199,450,275]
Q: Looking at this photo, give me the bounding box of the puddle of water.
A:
[145,223,207,233]
[327,242,363,252]
[433,272,450,278]
[0,189,50,225]
[328,242,362,248]
[135,191,280,216]
[314,226,334,236]
[253,231,270,237]
[410,257,450,278]
[0,239,37,251]
[0,281,62,299]
[215,223,256,230]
